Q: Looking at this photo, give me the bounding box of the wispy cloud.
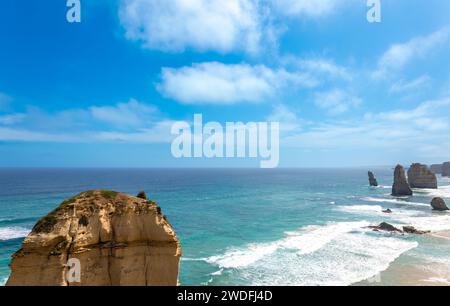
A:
[373,26,450,79]
[0,99,173,143]
[271,0,350,18]
[389,75,431,93]
[314,89,362,115]
[158,62,317,105]
[282,98,450,157]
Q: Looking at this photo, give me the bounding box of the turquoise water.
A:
[1,168,450,286]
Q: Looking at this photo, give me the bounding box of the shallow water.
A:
[0,168,449,286]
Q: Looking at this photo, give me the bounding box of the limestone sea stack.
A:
[407,163,437,189]
[392,165,413,196]
[443,162,450,177]
[7,190,181,286]
[430,164,443,174]
[431,197,449,211]
[368,171,378,187]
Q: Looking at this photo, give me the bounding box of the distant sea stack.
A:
[443,162,450,177]
[368,171,378,187]
[7,190,181,286]
[430,164,443,174]
[407,163,437,189]
[392,165,413,196]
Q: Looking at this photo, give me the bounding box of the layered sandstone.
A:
[392,165,413,196]
[7,190,181,286]
[407,163,437,189]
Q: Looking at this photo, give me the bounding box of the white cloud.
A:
[0,113,25,125]
[390,75,431,93]
[0,99,172,143]
[282,98,450,154]
[158,62,317,104]
[267,104,304,133]
[271,0,348,18]
[314,89,362,115]
[119,0,264,54]
[90,99,157,127]
[374,27,450,79]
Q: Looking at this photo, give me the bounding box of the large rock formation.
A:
[443,162,450,177]
[7,190,181,286]
[368,171,378,187]
[430,164,443,174]
[407,163,437,189]
[431,197,449,211]
[392,165,413,196]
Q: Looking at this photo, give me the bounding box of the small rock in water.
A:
[369,222,402,233]
[382,209,392,214]
[431,197,449,211]
[403,226,430,235]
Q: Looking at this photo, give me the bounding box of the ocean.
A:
[1,168,450,286]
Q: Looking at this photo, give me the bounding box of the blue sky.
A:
[1,0,450,167]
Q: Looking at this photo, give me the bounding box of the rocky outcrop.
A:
[7,190,181,286]
[431,197,449,211]
[443,162,450,177]
[369,222,402,233]
[136,191,147,200]
[392,165,413,196]
[407,163,437,189]
[368,223,429,235]
[402,226,429,235]
[430,164,443,174]
[368,171,378,187]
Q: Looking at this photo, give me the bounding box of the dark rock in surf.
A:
[369,222,402,233]
[382,209,392,214]
[403,226,429,235]
[431,197,449,211]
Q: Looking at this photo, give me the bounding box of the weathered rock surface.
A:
[407,163,437,189]
[7,190,181,286]
[431,197,449,211]
[368,171,378,187]
[369,222,402,233]
[430,164,443,174]
[402,226,429,235]
[368,223,429,235]
[443,162,450,177]
[392,165,413,196]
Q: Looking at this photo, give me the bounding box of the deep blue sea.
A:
[1,168,450,286]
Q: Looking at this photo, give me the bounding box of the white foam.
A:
[0,227,30,241]
[422,277,450,285]
[205,221,370,269]
[206,226,417,286]
[414,186,450,198]
[0,277,7,286]
[362,197,429,207]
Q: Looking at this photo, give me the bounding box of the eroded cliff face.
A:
[6,190,181,286]
[407,163,437,189]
